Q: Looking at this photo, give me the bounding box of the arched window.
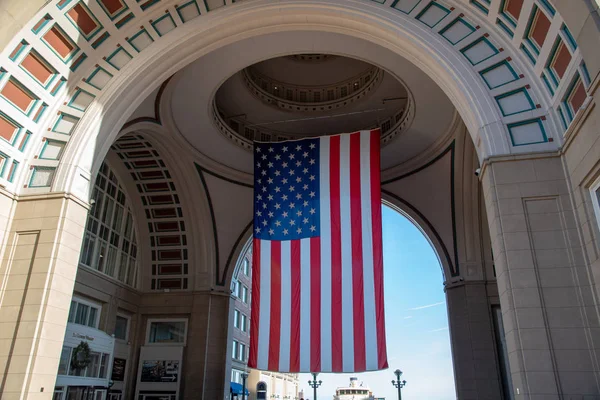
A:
[79,162,138,287]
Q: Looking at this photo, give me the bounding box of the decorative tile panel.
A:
[151,13,176,37]
[523,5,552,59]
[29,166,56,187]
[176,1,201,23]
[417,2,451,28]
[20,50,59,88]
[42,25,79,62]
[508,118,547,146]
[97,0,131,21]
[495,88,536,116]
[461,36,499,65]
[501,0,523,24]
[39,139,66,160]
[0,112,22,144]
[86,66,113,90]
[561,75,587,123]
[204,0,225,11]
[127,28,154,52]
[391,0,422,14]
[1,78,39,115]
[439,17,476,45]
[105,47,133,70]
[470,0,490,15]
[66,2,103,40]
[69,88,95,111]
[138,0,161,11]
[52,113,80,135]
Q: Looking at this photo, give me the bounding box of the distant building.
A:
[229,247,299,399]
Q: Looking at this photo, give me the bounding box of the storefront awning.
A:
[230,382,249,395]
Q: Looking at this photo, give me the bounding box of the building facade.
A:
[0,1,598,399]
[230,248,299,400]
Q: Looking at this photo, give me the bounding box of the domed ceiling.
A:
[215,55,411,144]
[141,31,457,173]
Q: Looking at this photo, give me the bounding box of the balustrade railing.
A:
[212,93,414,151]
[242,66,384,113]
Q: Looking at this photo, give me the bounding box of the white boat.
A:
[333,377,378,400]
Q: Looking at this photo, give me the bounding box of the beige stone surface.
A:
[482,153,600,398]
[0,195,88,400]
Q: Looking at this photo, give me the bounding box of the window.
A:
[79,162,138,287]
[57,347,71,375]
[147,319,187,345]
[53,387,65,400]
[231,369,244,384]
[232,340,238,359]
[242,286,249,304]
[67,299,100,328]
[591,177,600,234]
[62,347,110,378]
[99,353,109,378]
[241,314,248,333]
[114,315,129,340]
[234,310,240,329]
[243,258,250,276]
[238,343,246,361]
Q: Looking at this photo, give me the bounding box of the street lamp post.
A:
[241,372,249,400]
[391,369,407,400]
[308,373,322,400]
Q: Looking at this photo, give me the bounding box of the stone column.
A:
[182,291,232,400]
[0,194,88,400]
[446,281,503,400]
[482,155,600,399]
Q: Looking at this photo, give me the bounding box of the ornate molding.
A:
[212,91,415,151]
[242,65,384,112]
[287,54,337,62]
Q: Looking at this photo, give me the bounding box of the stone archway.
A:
[1,1,599,399]
[0,0,586,198]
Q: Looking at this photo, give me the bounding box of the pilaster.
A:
[0,194,89,400]
[481,154,600,398]
[446,281,503,400]
[181,291,232,400]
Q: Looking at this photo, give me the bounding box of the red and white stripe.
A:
[248,130,387,373]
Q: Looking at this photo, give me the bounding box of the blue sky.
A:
[298,205,455,399]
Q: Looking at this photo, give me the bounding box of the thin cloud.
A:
[409,301,445,310]
[428,326,449,332]
[403,316,413,319]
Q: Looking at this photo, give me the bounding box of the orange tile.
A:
[531,10,551,49]
[67,3,98,36]
[43,27,74,58]
[570,81,586,114]
[552,43,571,79]
[0,116,18,142]
[1,80,35,112]
[505,0,523,20]
[21,53,54,84]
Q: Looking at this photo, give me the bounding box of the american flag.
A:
[248,129,387,373]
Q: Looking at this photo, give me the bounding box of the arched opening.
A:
[229,201,511,399]
[226,202,496,399]
[1,2,599,400]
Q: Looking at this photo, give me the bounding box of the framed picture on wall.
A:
[111,358,127,381]
[141,360,179,383]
